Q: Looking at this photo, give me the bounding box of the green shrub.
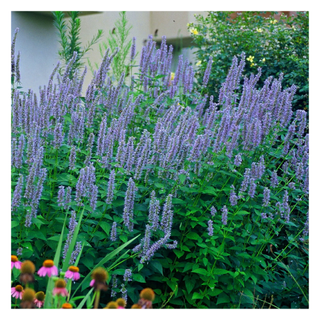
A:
[189,11,309,113]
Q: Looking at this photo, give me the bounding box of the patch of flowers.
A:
[11,24,308,308]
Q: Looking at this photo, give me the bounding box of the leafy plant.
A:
[189,11,309,113]
[11,23,308,309]
[89,11,138,83]
[52,11,103,78]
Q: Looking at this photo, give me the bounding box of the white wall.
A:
[11,11,206,94]
[77,11,151,88]
[11,12,60,93]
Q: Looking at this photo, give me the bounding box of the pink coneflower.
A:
[34,291,45,308]
[37,259,58,277]
[90,279,95,287]
[11,285,24,299]
[11,255,22,269]
[53,279,68,297]
[65,266,80,281]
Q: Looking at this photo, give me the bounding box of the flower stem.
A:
[94,289,101,309]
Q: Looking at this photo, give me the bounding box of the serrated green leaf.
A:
[192,268,208,276]
[192,292,203,300]
[216,292,230,305]
[213,268,229,275]
[133,273,146,283]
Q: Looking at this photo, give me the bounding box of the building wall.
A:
[11,12,60,93]
[77,11,151,89]
[11,11,205,93]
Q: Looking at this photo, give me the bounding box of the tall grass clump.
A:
[11,24,308,309]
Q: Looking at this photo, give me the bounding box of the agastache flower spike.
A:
[160,194,174,234]
[110,222,117,242]
[130,37,136,62]
[248,178,257,198]
[221,206,228,225]
[120,284,127,303]
[202,56,213,88]
[140,232,170,264]
[123,269,132,282]
[207,220,214,236]
[89,185,98,211]
[229,185,238,206]
[234,153,242,166]
[57,186,65,207]
[69,242,82,265]
[148,191,160,231]
[270,170,279,188]
[53,122,64,149]
[142,224,152,255]
[239,168,251,195]
[11,28,19,78]
[64,186,72,210]
[210,206,217,217]
[63,211,77,259]
[263,187,270,207]
[123,178,136,232]
[12,174,24,211]
[110,275,117,298]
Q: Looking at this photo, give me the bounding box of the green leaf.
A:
[187,232,200,240]
[186,277,196,294]
[216,292,230,305]
[173,249,184,258]
[192,268,208,276]
[209,288,223,297]
[150,260,163,275]
[32,217,46,229]
[178,174,186,184]
[172,198,186,205]
[133,273,146,283]
[11,221,19,228]
[192,292,203,300]
[213,268,229,275]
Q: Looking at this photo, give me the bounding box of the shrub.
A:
[189,11,309,113]
[11,26,308,309]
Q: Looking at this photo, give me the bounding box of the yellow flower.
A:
[190,28,198,35]
[246,56,254,63]
[270,19,278,24]
[262,58,266,63]
[187,23,190,27]
[170,72,175,81]
[256,28,263,33]
[196,60,202,66]
[250,63,255,67]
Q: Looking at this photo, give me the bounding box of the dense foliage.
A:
[11,20,308,309]
[189,11,309,113]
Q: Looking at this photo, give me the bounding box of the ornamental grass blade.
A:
[71,234,140,299]
[62,207,85,272]
[43,212,68,308]
[108,249,130,271]
[76,287,94,309]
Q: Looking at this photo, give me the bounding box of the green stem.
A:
[94,289,101,309]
